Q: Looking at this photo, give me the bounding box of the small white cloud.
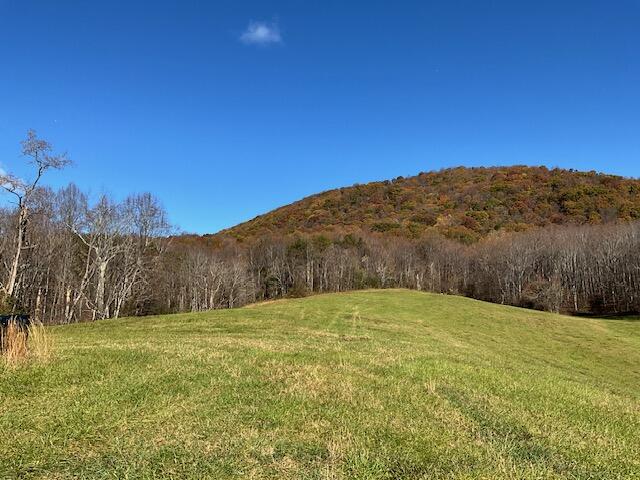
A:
[240,21,281,46]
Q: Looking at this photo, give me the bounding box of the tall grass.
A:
[1,320,53,366]
[1,321,28,365]
[27,321,53,361]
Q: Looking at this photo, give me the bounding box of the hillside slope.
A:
[2,290,639,478]
[218,166,640,242]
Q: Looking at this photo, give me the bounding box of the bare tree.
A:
[112,193,171,317]
[0,130,70,298]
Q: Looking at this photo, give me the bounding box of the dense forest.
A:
[218,165,640,243]
[1,132,639,324]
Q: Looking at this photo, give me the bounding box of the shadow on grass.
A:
[573,312,640,322]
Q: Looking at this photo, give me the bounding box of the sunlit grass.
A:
[1,290,639,478]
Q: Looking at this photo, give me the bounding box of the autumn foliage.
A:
[216,166,640,243]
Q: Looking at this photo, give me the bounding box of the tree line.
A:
[162,222,640,316]
[2,131,639,323]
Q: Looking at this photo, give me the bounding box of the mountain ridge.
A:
[212,165,640,243]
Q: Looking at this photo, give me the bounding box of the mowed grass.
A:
[1,290,640,479]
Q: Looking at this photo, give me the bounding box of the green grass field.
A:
[1,290,639,479]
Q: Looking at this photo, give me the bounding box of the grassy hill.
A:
[2,290,639,478]
[216,166,640,242]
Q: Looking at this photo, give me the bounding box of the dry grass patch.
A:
[1,321,28,365]
[27,321,54,361]
[1,320,54,367]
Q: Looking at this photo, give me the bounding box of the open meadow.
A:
[1,290,639,479]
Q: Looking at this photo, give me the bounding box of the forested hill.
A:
[217,166,640,243]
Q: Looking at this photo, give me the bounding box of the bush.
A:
[0,292,18,315]
[287,283,309,298]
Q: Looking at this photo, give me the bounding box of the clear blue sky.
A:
[1,1,638,233]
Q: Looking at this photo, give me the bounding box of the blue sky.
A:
[1,1,639,233]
